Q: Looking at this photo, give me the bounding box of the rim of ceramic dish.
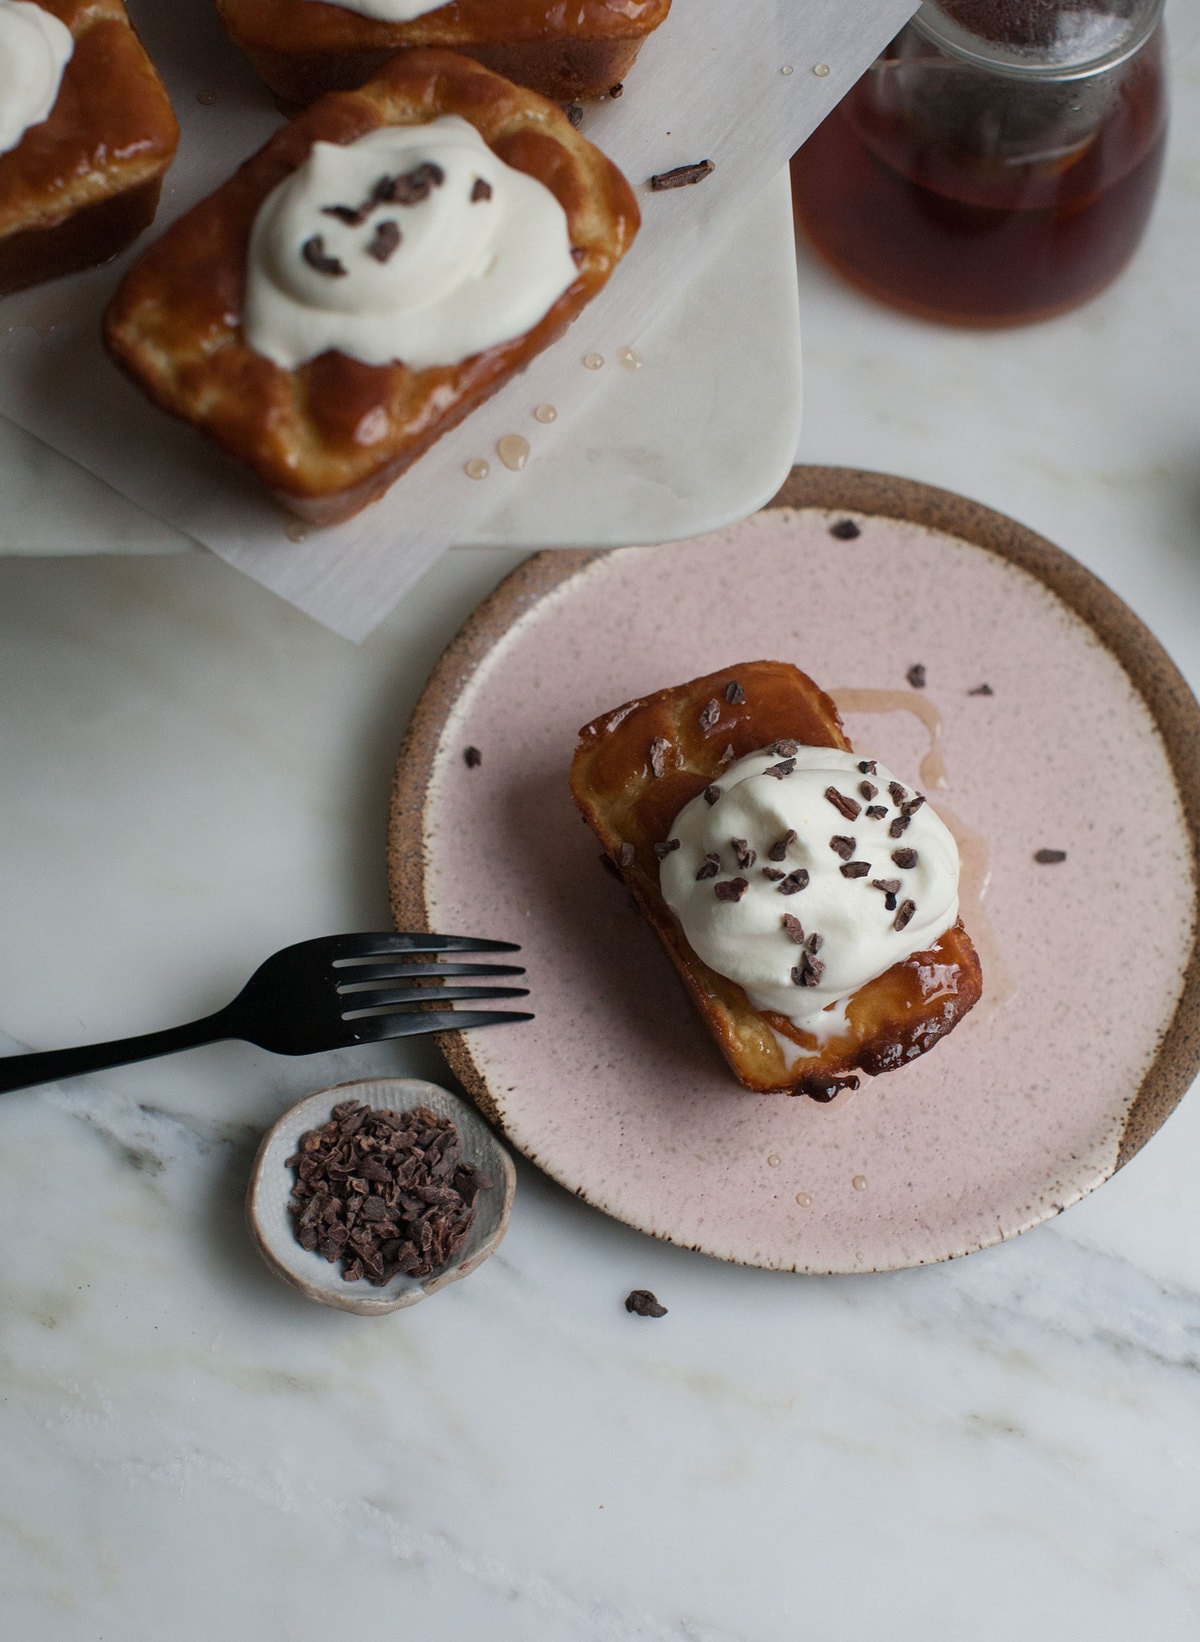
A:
[388,465,1200,1254]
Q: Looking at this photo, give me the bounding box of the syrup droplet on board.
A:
[583,353,605,370]
[795,1192,812,1207]
[464,458,490,480]
[852,1175,868,1192]
[534,403,557,424]
[781,65,794,76]
[767,1153,781,1168]
[196,89,218,106]
[813,63,831,77]
[496,435,530,472]
[285,522,308,542]
[617,346,642,370]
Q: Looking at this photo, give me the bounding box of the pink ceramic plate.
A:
[389,468,1200,1273]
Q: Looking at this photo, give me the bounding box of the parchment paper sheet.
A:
[0,0,916,637]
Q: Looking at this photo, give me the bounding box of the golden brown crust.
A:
[103,50,639,525]
[570,661,983,1098]
[214,0,672,106]
[0,0,178,296]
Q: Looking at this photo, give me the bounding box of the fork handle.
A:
[0,1008,239,1095]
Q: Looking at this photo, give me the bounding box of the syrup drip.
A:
[496,434,530,472]
[285,521,308,542]
[617,346,642,370]
[852,1174,868,1191]
[795,1191,812,1207]
[533,403,557,424]
[832,687,948,790]
[830,686,1016,1018]
[464,458,490,480]
[583,352,605,370]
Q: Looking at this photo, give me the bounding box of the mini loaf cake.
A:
[103,50,639,527]
[214,0,673,109]
[570,660,983,1101]
[0,0,178,298]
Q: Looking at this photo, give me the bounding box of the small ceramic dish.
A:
[246,1076,515,1314]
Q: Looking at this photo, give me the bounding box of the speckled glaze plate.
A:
[388,468,1200,1273]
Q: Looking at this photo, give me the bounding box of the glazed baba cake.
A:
[570,661,983,1101]
[214,0,672,109]
[103,50,639,527]
[0,0,178,297]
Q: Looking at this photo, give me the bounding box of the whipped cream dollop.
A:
[0,0,73,158]
[659,746,960,1037]
[316,0,450,18]
[243,117,579,371]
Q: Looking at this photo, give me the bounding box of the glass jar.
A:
[790,0,1168,327]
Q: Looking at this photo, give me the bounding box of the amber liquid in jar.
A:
[790,35,1166,327]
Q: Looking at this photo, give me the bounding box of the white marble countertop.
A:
[3,54,1200,1642]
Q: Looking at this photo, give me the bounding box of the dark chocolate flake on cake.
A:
[704,784,722,805]
[699,698,721,731]
[889,815,911,839]
[892,847,918,869]
[859,781,878,800]
[301,235,346,276]
[696,853,720,880]
[901,795,926,817]
[774,739,800,757]
[625,1289,667,1317]
[731,838,756,870]
[806,933,823,953]
[718,743,737,766]
[866,805,888,820]
[654,838,681,859]
[825,787,861,821]
[858,760,877,775]
[714,877,748,903]
[380,162,445,205]
[761,866,786,881]
[841,861,870,879]
[888,781,908,805]
[894,898,917,932]
[829,518,861,541]
[724,680,746,705]
[322,202,366,226]
[871,878,901,895]
[906,664,927,690]
[617,842,635,868]
[778,869,809,895]
[782,913,805,944]
[564,102,584,128]
[366,220,401,263]
[463,745,482,768]
[829,835,855,860]
[765,759,796,779]
[1034,848,1068,864]
[470,177,493,202]
[767,829,797,862]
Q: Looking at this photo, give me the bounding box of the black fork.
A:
[0,933,532,1095]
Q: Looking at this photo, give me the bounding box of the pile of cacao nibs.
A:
[286,1100,491,1285]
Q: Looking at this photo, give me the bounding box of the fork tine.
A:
[319,933,520,962]
[349,1010,534,1041]
[341,985,530,1016]
[336,961,525,985]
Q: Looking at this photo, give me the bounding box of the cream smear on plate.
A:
[659,745,960,1037]
[243,117,578,371]
[0,0,72,157]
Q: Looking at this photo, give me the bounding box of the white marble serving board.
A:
[0,168,802,556]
